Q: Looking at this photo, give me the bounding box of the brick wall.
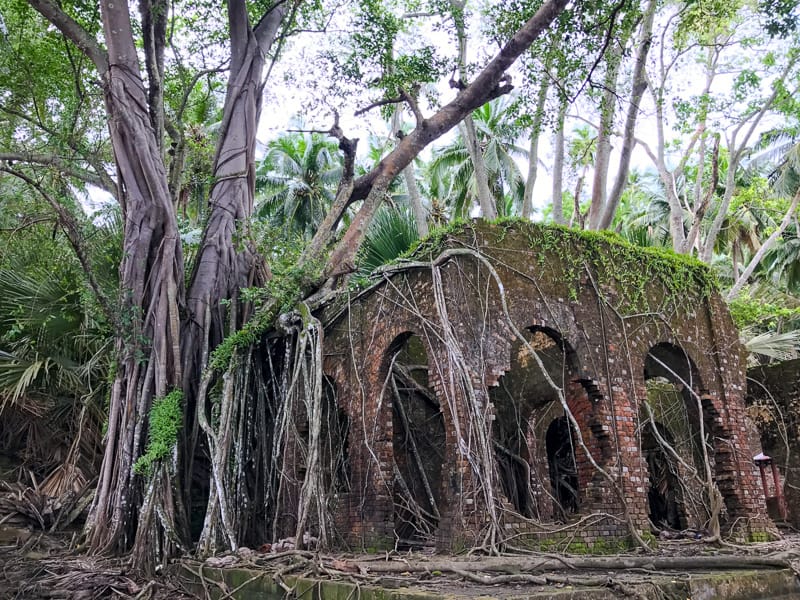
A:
[318,221,772,550]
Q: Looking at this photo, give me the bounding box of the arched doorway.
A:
[386,333,445,547]
[643,343,713,530]
[640,420,683,529]
[490,327,584,521]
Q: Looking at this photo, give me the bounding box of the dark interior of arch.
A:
[644,343,701,390]
[640,419,684,529]
[546,416,579,519]
[322,376,350,494]
[643,343,733,525]
[388,334,445,547]
[490,327,579,519]
[643,343,710,466]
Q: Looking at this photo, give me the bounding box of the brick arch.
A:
[638,341,755,530]
[378,329,454,546]
[488,323,612,520]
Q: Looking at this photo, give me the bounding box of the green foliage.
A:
[255,132,343,238]
[133,390,183,477]
[728,293,800,331]
[332,0,449,101]
[426,98,527,219]
[357,206,420,276]
[674,0,744,46]
[758,0,800,38]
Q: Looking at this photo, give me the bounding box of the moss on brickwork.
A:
[399,218,717,314]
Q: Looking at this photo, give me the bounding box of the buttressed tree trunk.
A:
[182,0,288,421]
[181,0,288,526]
[90,0,185,566]
[28,0,185,563]
[28,0,289,570]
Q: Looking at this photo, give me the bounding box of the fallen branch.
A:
[359,552,800,574]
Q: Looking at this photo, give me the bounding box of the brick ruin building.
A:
[303,220,772,551]
[747,359,800,528]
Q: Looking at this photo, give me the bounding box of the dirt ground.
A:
[2,528,799,600]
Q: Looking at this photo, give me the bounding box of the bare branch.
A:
[354,95,404,117]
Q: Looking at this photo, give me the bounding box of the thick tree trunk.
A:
[182,0,288,551]
[82,0,185,564]
[184,1,286,366]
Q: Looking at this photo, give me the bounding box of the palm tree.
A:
[427,99,526,219]
[357,206,420,277]
[0,210,118,496]
[255,132,342,237]
[610,169,673,247]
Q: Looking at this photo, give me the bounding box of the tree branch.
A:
[354,95,404,117]
[0,166,118,329]
[27,0,108,76]
[0,152,112,192]
[347,0,569,205]
[253,0,290,52]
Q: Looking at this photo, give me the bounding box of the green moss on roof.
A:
[404,218,718,313]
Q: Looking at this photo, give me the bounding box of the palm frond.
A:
[742,328,800,366]
[357,208,419,276]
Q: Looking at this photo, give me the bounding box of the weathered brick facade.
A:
[320,221,772,550]
[747,359,800,527]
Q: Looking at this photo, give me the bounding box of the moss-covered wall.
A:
[320,220,770,550]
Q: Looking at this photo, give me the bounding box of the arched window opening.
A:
[387,334,445,548]
[322,376,350,493]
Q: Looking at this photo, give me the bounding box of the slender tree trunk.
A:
[522,78,550,220]
[699,57,797,262]
[403,166,429,237]
[587,42,623,230]
[451,0,497,220]
[392,107,428,236]
[460,118,497,218]
[551,96,568,225]
[598,0,656,229]
[140,0,167,154]
[727,187,800,299]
